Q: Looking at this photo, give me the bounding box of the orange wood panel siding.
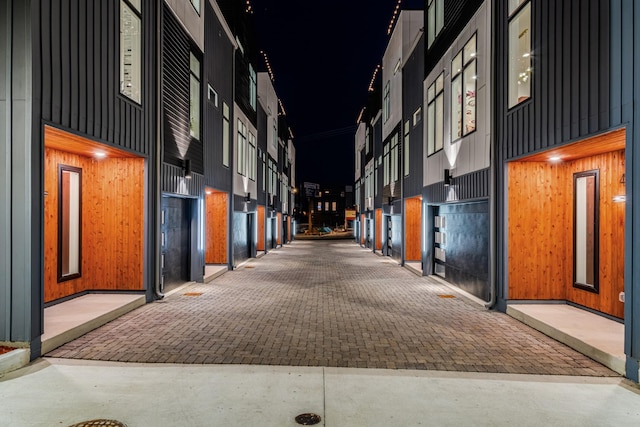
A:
[205,191,228,264]
[376,209,383,251]
[277,213,282,245]
[287,216,292,242]
[44,147,144,303]
[405,197,422,261]
[508,145,625,319]
[257,205,265,251]
[360,214,365,245]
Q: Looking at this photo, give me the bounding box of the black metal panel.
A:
[438,202,489,301]
[163,4,204,174]
[425,0,484,76]
[424,168,489,204]
[373,116,383,208]
[232,211,250,266]
[403,34,425,198]
[496,0,611,163]
[203,1,234,191]
[257,104,267,200]
[37,0,150,155]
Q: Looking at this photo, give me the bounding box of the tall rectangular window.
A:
[190,52,200,140]
[383,142,390,186]
[427,0,444,48]
[383,81,391,123]
[365,126,371,155]
[272,118,278,149]
[508,1,532,108]
[120,0,141,104]
[391,133,399,182]
[237,119,247,176]
[248,132,256,181]
[404,120,410,177]
[222,103,230,167]
[249,65,257,111]
[427,73,444,156]
[451,34,477,141]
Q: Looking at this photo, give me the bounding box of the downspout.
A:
[485,3,496,310]
[154,1,164,299]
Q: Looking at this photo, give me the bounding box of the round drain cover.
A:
[69,420,127,427]
[295,413,322,425]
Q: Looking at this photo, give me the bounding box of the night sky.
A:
[252,0,423,188]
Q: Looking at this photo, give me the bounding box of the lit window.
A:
[190,52,200,140]
[58,165,82,282]
[427,0,444,48]
[120,0,141,103]
[451,34,477,141]
[413,106,422,127]
[427,73,444,156]
[508,2,531,108]
[222,103,230,167]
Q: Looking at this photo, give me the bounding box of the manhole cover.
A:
[183,292,203,296]
[437,294,456,299]
[68,420,127,427]
[295,413,321,425]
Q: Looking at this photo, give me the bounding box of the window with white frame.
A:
[413,106,422,127]
[120,0,141,104]
[508,1,531,108]
[391,133,399,182]
[383,81,391,123]
[404,120,410,177]
[237,119,247,176]
[427,73,444,156]
[249,65,257,111]
[452,33,477,141]
[365,126,371,155]
[189,0,200,14]
[222,103,230,167]
[272,118,277,149]
[248,132,256,181]
[427,0,444,48]
[189,52,200,140]
[383,142,390,186]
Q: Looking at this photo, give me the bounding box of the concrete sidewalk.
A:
[1,358,639,427]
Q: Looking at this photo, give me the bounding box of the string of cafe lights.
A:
[387,0,403,35]
[260,50,276,82]
[245,0,253,14]
[368,64,381,92]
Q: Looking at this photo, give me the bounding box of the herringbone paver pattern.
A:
[48,240,616,376]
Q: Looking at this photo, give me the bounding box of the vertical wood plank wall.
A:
[205,191,228,264]
[257,205,265,251]
[405,197,422,261]
[277,213,282,245]
[44,148,144,302]
[508,149,625,318]
[376,209,383,251]
[360,214,365,245]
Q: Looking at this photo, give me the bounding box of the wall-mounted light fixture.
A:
[183,159,192,179]
[245,192,251,202]
[444,169,452,186]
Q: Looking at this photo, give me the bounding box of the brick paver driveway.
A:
[48,240,615,376]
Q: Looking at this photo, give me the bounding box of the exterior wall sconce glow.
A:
[94,151,106,159]
[548,156,562,162]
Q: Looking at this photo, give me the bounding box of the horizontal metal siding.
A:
[497,0,611,162]
[38,0,148,155]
